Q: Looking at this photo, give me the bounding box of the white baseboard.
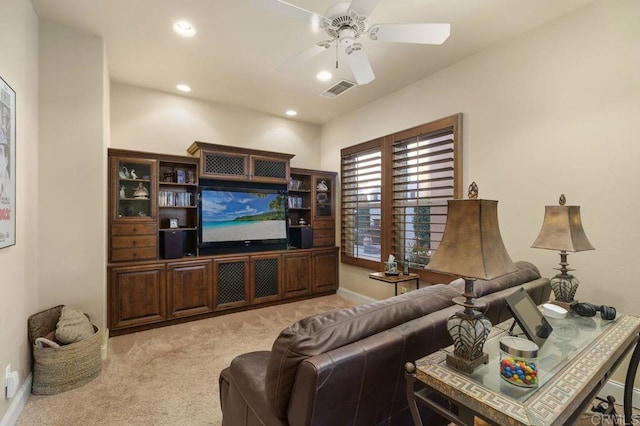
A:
[601,379,640,409]
[337,287,376,304]
[0,373,31,426]
[101,327,109,360]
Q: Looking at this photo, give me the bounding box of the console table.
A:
[406,312,640,425]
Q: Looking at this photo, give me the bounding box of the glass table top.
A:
[466,312,613,402]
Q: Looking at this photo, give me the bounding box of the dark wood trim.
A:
[339,114,463,284]
[187,141,295,160]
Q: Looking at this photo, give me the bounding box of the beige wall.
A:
[322,0,640,309]
[38,22,108,326]
[110,83,321,166]
[0,0,39,420]
[322,0,639,384]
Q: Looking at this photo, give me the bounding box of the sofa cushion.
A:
[265,283,461,418]
[450,261,541,297]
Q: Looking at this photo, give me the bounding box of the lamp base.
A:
[446,351,489,373]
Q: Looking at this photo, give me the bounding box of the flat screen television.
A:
[198,184,288,255]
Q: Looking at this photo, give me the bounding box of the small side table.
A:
[369,272,420,296]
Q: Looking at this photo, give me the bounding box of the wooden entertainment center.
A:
[107,142,338,335]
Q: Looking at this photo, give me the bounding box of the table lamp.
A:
[531,194,594,309]
[426,182,517,373]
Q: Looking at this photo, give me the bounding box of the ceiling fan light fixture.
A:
[339,27,357,45]
[173,21,196,37]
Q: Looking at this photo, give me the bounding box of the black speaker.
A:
[161,230,183,259]
[290,227,312,249]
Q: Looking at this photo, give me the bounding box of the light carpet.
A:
[17,294,357,426]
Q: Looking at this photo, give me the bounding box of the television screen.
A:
[200,187,287,244]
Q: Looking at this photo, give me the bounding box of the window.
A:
[340,114,462,282]
[341,140,382,266]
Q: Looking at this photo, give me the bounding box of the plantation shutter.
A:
[341,145,382,263]
[392,127,456,270]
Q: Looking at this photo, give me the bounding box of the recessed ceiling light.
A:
[173,21,196,37]
[176,84,192,92]
[285,110,298,117]
[316,71,332,82]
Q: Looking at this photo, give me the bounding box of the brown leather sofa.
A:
[219,261,550,425]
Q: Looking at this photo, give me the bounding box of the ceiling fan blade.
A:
[255,0,330,29]
[348,0,381,17]
[345,43,375,85]
[369,23,450,44]
[278,40,333,72]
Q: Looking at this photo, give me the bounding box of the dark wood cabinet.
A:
[289,168,337,248]
[213,256,250,310]
[188,142,293,184]
[282,251,312,298]
[109,156,158,262]
[250,254,281,303]
[313,247,339,293]
[108,145,339,336]
[108,263,166,330]
[166,259,213,319]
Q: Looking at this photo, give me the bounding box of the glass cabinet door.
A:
[113,157,157,220]
[314,176,333,218]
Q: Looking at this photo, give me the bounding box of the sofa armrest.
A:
[219,351,286,426]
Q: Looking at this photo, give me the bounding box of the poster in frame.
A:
[0,75,16,249]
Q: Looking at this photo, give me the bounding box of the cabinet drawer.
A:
[112,223,156,236]
[111,247,157,262]
[313,220,334,230]
[112,235,157,249]
[313,237,335,247]
[313,228,334,238]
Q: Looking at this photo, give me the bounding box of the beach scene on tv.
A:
[201,189,287,243]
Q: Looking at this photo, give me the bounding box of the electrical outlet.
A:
[5,364,18,399]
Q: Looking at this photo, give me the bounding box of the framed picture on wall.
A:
[0,75,16,249]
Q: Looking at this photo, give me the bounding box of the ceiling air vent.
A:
[320,79,357,98]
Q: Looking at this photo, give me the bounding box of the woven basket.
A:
[28,305,102,395]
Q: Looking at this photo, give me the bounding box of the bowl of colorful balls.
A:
[499,336,539,387]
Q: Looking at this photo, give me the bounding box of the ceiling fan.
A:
[260,0,450,85]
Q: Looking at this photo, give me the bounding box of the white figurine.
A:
[119,185,126,199]
[130,169,138,179]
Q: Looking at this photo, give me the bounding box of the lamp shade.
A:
[531,205,594,252]
[426,199,517,280]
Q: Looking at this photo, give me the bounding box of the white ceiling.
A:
[32,0,596,125]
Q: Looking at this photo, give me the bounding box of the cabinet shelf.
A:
[119,197,150,201]
[289,207,311,211]
[160,227,197,232]
[119,178,150,183]
[159,182,197,187]
[159,205,197,209]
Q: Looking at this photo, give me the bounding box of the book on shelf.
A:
[158,191,194,207]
